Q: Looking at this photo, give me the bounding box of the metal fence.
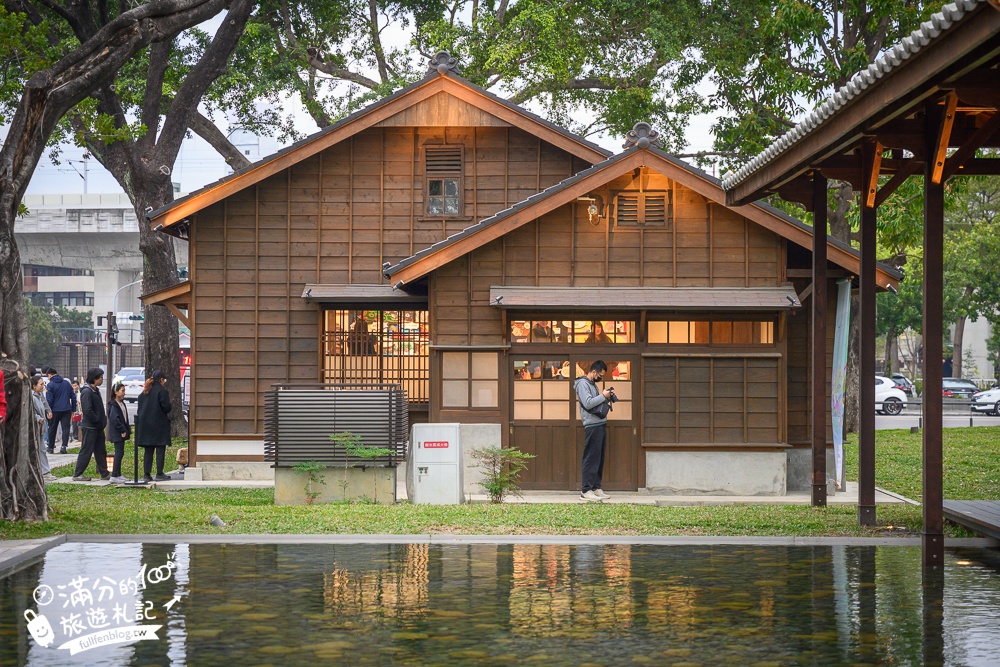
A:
[263,383,409,468]
[48,343,144,381]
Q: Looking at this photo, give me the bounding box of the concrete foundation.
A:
[786,448,838,493]
[274,466,396,505]
[199,462,274,481]
[645,451,787,496]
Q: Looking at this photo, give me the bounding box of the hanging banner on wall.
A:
[831,278,852,489]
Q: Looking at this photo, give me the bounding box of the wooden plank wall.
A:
[191,125,583,437]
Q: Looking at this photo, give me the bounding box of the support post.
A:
[923,111,946,566]
[106,312,117,382]
[858,141,878,526]
[811,171,828,506]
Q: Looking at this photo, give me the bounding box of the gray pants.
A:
[37,424,51,475]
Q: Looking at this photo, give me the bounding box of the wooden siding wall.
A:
[432,169,786,349]
[191,125,585,436]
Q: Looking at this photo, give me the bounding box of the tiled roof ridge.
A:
[721,0,986,191]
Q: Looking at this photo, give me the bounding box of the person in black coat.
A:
[136,370,172,482]
[73,367,109,482]
[106,381,132,483]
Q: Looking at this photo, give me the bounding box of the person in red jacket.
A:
[0,369,7,424]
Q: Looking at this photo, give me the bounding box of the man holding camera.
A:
[575,360,614,502]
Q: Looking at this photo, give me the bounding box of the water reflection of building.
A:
[509,544,634,636]
[323,544,429,618]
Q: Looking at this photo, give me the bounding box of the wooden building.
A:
[147,52,898,493]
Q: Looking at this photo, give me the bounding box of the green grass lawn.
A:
[49,439,184,479]
[2,428,997,541]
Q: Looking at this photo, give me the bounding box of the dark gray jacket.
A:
[575,377,608,427]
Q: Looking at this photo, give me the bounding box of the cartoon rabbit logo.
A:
[24,610,55,647]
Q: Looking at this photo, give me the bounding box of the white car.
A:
[111,367,145,403]
[971,387,1000,415]
[875,375,907,415]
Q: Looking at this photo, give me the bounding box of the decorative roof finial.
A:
[428,51,461,76]
[623,122,662,150]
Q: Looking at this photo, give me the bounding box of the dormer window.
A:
[425,145,463,216]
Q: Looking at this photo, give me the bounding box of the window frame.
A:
[423,144,464,218]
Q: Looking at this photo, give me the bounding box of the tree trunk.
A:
[888,334,899,374]
[953,314,966,379]
[133,177,188,438]
[0,0,230,520]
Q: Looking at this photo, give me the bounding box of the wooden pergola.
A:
[724,0,1000,566]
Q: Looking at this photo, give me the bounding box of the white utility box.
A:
[406,423,464,504]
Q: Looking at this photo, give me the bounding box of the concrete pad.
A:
[0,536,67,576]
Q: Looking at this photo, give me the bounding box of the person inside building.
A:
[347,313,376,355]
[73,367,109,482]
[585,321,613,344]
[136,370,172,482]
[45,367,77,454]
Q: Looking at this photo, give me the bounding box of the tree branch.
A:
[188,111,251,170]
[153,0,254,166]
[368,0,389,83]
[138,40,173,153]
[511,76,648,105]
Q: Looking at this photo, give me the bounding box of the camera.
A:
[607,387,619,403]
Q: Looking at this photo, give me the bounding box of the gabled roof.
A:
[383,144,902,289]
[149,68,611,232]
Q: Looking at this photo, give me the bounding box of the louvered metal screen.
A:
[425,146,463,174]
[264,383,409,467]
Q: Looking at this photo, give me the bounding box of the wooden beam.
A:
[875,158,923,207]
[858,140,878,527]
[811,172,828,507]
[865,141,883,208]
[931,92,958,184]
[923,104,946,567]
[164,303,191,329]
[942,111,1000,180]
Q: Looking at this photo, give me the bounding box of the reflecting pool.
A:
[2,542,999,666]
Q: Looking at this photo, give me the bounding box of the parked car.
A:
[971,386,1000,415]
[890,373,915,396]
[942,377,979,399]
[111,367,145,403]
[875,375,907,415]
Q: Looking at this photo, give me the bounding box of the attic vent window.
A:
[425,145,464,216]
[614,191,671,228]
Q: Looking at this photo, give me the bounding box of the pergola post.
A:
[858,140,878,526]
[811,171,828,507]
[922,108,946,566]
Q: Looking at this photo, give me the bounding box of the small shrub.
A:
[471,446,535,504]
[330,431,394,503]
[292,460,326,505]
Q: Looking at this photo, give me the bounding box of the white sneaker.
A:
[580,490,605,502]
[594,489,610,499]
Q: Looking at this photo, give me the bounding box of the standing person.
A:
[348,313,376,355]
[574,360,613,502]
[73,368,109,482]
[106,381,131,483]
[136,370,172,482]
[30,375,56,482]
[45,368,76,454]
[69,380,82,444]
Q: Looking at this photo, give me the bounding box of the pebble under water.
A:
[2,542,999,666]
